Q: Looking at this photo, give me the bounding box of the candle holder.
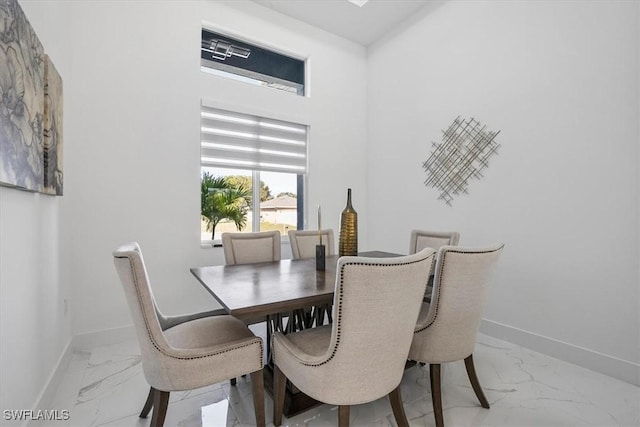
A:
[315,244,326,271]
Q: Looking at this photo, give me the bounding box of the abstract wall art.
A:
[423,116,500,206]
[0,0,63,195]
[43,55,63,195]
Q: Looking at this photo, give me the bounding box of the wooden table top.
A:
[190,251,400,320]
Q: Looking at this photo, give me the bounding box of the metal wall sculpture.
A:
[423,116,500,206]
[0,0,63,195]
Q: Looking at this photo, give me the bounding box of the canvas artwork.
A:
[43,55,63,195]
[0,0,46,192]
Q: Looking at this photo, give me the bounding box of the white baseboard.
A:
[480,318,640,386]
[29,339,73,426]
[71,324,136,351]
[26,326,136,426]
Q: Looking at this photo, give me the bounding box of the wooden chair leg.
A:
[273,365,287,426]
[250,370,266,427]
[139,386,154,418]
[389,385,409,427]
[150,389,170,427]
[430,364,444,427]
[464,354,490,409]
[338,405,350,427]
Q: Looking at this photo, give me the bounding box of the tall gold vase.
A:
[339,188,358,256]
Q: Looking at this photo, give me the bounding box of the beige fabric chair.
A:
[409,230,460,304]
[113,242,265,427]
[287,228,336,326]
[222,230,281,265]
[408,244,504,427]
[221,231,281,328]
[288,229,335,259]
[272,248,437,427]
[221,230,281,384]
[409,230,460,254]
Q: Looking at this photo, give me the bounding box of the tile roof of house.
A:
[261,195,297,209]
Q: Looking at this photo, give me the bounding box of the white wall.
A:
[0,1,73,418]
[367,0,639,383]
[1,0,367,414]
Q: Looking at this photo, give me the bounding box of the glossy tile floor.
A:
[43,332,639,427]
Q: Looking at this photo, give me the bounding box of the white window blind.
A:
[200,105,308,174]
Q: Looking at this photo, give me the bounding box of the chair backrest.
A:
[221,231,281,265]
[321,248,436,401]
[409,230,460,254]
[409,244,504,363]
[288,229,335,259]
[112,243,174,386]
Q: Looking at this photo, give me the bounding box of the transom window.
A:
[201,28,305,96]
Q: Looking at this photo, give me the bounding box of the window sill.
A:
[201,240,222,249]
[200,237,291,249]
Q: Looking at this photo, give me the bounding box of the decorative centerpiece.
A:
[339,188,358,256]
[316,205,325,270]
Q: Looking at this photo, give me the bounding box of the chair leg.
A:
[273,365,287,426]
[389,385,409,427]
[251,370,266,427]
[464,354,490,409]
[338,405,350,427]
[430,364,444,427]
[150,389,170,427]
[230,377,237,386]
[139,386,154,418]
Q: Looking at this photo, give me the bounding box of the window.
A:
[201,28,305,96]
[200,104,307,242]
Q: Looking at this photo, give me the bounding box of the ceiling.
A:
[251,0,431,46]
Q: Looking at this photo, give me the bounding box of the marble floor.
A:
[41,333,639,427]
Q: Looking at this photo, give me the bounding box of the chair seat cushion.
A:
[164,315,255,351]
[280,324,332,358]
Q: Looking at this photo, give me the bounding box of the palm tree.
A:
[201,172,251,240]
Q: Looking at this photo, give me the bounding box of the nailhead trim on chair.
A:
[117,255,264,365]
[296,256,432,367]
[414,245,504,334]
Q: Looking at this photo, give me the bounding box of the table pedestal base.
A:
[263,307,330,417]
[263,364,323,417]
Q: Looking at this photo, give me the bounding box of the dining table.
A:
[190,250,402,416]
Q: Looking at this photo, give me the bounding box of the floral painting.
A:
[0,0,45,192]
[43,55,63,195]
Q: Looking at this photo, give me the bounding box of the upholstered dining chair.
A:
[287,228,336,327]
[113,242,265,427]
[272,248,437,427]
[222,230,281,265]
[288,229,335,259]
[410,230,460,304]
[409,230,460,254]
[408,244,504,427]
[221,230,281,384]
